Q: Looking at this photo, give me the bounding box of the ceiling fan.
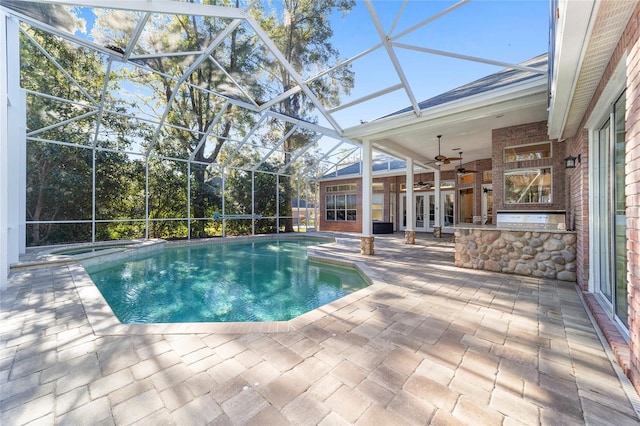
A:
[434,135,462,166]
[456,152,478,174]
[413,181,433,189]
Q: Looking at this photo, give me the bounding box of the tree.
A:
[92,1,265,238]
[264,0,355,231]
[21,26,138,245]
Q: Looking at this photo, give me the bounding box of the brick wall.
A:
[492,121,567,213]
[318,178,362,233]
[319,168,497,233]
[318,176,396,233]
[566,129,590,289]
[566,3,640,393]
[624,3,640,393]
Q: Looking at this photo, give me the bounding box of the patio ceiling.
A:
[1,0,550,177]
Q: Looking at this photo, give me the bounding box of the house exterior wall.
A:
[566,129,590,288]
[627,5,640,391]
[565,2,640,393]
[492,121,567,214]
[318,167,496,233]
[318,178,362,233]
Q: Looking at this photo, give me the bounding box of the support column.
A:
[361,139,374,255]
[1,14,21,289]
[433,169,442,238]
[405,157,415,244]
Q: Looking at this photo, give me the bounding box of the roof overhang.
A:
[547,0,598,139]
[343,73,548,170]
[548,0,638,140]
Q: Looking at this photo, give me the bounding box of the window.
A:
[483,170,493,183]
[326,184,357,192]
[326,194,357,221]
[504,142,551,162]
[458,174,474,185]
[504,167,552,204]
[372,193,383,221]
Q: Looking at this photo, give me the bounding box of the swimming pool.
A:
[85,237,370,323]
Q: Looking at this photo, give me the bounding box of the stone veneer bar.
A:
[454,225,577,281]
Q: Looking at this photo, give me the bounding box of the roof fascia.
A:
[547,0,598,139]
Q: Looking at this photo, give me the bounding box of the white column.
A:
[405,157,414,230]
[1,14,21,289]
[434,170,441,228]
[361,139,372,237]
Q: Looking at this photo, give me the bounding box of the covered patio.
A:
[2,233,639,424]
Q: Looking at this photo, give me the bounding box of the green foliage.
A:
[20,2,344,245]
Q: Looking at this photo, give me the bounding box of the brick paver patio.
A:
[1,232,639,425]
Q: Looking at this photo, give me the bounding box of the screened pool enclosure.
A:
[1,0,550,288]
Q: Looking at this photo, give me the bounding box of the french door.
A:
[401,191,454,233]
[401,193,429,232]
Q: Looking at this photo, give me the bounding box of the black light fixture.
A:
[564,154,581,169]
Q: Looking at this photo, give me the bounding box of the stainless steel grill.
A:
[496,211,566,230]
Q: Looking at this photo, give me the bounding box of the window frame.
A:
[503,141,552,163]
[325,193,357,221]
[503,166,553,205]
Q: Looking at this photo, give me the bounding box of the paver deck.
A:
[2,232,639,425]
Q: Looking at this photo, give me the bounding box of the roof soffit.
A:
[344,75,548,141]
[559,0,637,139]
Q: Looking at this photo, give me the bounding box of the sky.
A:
[326,0,550,128]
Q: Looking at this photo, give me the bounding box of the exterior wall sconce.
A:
[564,154,581,169]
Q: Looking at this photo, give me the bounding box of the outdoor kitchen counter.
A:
[452,225,577,281]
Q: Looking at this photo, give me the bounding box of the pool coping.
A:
[69,235,388,335]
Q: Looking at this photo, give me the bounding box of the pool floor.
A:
[86,238,370,323]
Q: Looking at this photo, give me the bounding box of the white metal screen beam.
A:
[222,114,267,168]
[189,100,230,161]
[251,125,298,171]
[19,0,247,19]
[20,27,98,105]
[278,133,322,174]
[91,59,112,146]
[327,83,403,113]
[208,56,260,109]
[393,43,547,74]
[145,17,244,157]
[243,14,344,134]
[364,0,419,115]
[122,12,150,62]
[27,110,98,137]
[389,0,470,41]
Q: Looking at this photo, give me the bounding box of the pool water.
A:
[86,238,369,323]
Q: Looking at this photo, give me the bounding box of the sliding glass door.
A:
[593,91,627,329]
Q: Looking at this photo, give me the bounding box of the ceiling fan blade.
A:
[444,158,450,164]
